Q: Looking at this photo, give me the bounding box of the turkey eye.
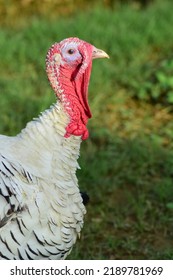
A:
[68,49,75,55]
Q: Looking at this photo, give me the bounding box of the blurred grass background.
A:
[1,0,173,259]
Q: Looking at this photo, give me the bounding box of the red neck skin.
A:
[47,61,92,140]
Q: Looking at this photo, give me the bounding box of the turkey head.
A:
[46,37,109,140]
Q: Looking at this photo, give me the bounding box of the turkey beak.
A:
[92,47,109,59]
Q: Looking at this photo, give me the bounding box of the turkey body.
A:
[0,37,108,259]
[0,103,85,260]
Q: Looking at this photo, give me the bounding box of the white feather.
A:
[0,102,86,260]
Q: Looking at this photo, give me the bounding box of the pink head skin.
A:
[46,37,109,140]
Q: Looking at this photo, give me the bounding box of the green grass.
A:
[69,137,173,259]
[0,0,173,259]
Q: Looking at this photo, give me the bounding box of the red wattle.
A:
[58,63,92,140]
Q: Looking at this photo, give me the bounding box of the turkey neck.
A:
[47,61,92,140]
[10,103,82,180]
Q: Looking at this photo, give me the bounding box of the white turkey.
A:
[0,37,109,259]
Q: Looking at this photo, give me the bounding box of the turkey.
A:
[0,37,109,260]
